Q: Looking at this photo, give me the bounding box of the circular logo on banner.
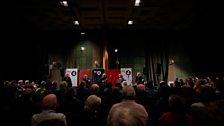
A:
[97,71,101,75]
[71,71,76,76]
[126,70,131,75]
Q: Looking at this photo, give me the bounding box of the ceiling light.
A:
[81,47,85,51]
[135,0,141,6]
[60,1,68,7]
[81,32,85,35]
[128,20,133,25]
[114,49,118,52]
[73,20,79,25]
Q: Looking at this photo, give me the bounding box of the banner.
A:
[78,69,92,85]
[65,68,78,87]
[107,69,120,88]
[92,68,104,83]
[120,68,132,85]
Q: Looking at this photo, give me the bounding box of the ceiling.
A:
[14,0,208,32]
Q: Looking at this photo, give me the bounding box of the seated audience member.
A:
[107,85,149,126]
[159,95,193,126]
[191,85,214,126]
[135,84,156,117]
[89,83,100,96]
[31,94,67,126]
[122,81,128,88]
[82,95,101,126]
[84,95,101,112]
[208,99,224,126]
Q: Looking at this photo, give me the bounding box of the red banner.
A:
[78,69,92,86]
[107,69,120,88]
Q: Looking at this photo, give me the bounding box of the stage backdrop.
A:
[92,68,105,83]
[78,69,92,85]
[120,68,132,85]
[65,68,78,87]
[107,69,120,88]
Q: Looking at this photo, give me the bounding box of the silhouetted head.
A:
[41,94,58,110]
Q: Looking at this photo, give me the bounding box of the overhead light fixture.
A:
[81,46,85,51]
[135,0,141,6]
[60,1,68,7]
[128,20,133,25]
[73,20,79,25]
[81,32,85,35]
[114,49,118,52]
[169,59,175,65]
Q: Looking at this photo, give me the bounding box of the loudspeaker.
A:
[157,64,161,74]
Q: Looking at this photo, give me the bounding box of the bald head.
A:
[136,84,146,92]
[42,94,58,110]
[90,84,100,94]
[123,85,136,99]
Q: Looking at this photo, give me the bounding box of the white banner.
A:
[66,68,78,87]
[120,68,132,85]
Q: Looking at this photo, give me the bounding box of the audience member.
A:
[31,94,67,126]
